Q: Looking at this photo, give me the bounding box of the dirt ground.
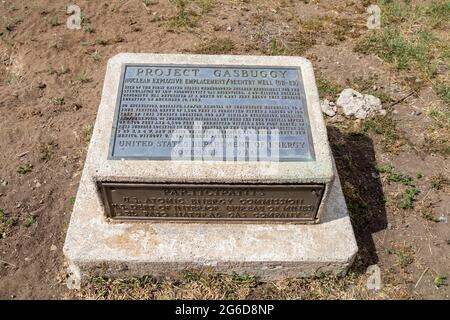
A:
[0,0,449,300]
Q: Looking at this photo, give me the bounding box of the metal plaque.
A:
[109,64,315,161]
[99,183,324,222]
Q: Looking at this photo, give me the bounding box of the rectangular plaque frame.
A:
[99,182,325,223]
[108,64,315,162]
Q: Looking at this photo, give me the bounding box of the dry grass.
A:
[0,208,17,239]
[355,0,450,106]
[430,173,450,190]
[262,33,316,56]
[77,271,257,300]
[192,38,236,55]
[316,78,343,100]
[167,0,215,29]
[423,105,450,156]
[75,268,414,300]
[362,113,407,154]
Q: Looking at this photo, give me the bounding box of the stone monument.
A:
[63,53,357,289]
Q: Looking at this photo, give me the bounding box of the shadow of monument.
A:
[327,125,387,272]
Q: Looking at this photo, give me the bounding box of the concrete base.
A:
[63,161,357,289]
[63,54,357,288]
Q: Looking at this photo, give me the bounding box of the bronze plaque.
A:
[108,64,315,161]
[99,183,324,222]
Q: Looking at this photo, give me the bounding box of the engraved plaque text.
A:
[109,64,314,161]
[100,183,324,222]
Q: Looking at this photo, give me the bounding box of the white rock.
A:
[336,88,383,119]
[364,94,382,112]
[50,245,57,251]
[337,88,365,118]
[320,99,337,117]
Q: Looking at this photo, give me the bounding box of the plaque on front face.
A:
[108,64,315,161]
[100,182,324,222]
